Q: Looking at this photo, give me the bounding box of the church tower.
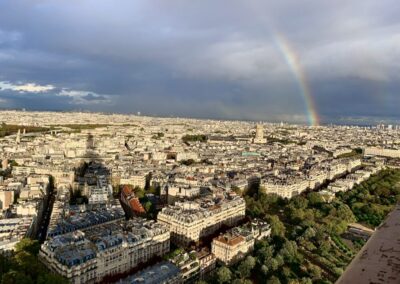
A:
[252,124,267,144]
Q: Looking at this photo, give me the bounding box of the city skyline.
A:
[2,2,400,283]
[1,1,400,125]
[1,110,400,283]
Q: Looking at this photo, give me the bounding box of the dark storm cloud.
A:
[0,0,399,124]
[82,93,108,102]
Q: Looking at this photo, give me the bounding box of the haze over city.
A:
[0,1,399,124]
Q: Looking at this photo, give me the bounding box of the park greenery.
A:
[0,160,17,180]
[152,132,164,139]
[0,123,111,137]
[267,135,308,146]
[179,159,213,166]
[0,167,11,179]
[0,123,49,137]
[267,136,297,145]
[0,238,68,284]
[206,168,400,284]
[45,124,110,134]
[54,124,109,130]
[336,148,363,159]
[179,159,196,166]
[337,169,400,227]
[182,134,208,143]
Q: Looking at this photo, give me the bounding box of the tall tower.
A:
[16,129,21,144]
[252,124,267,144]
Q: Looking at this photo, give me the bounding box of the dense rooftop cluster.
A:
[1,111,400,283]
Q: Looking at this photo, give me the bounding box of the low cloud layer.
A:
[0,81,54,93]
[0,0,399,124]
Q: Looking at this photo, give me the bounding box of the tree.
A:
[1,270,32,284]
[260,258,281,275]
[268,276,281,284]
[231,185,242,195]
[216,267,232,284]
[286,205,305,225]
[2,239,68,284]
[15,239,40,255]
[267,215,286,237]
[0,253,13,276]
[9,160,18,167]
[308,192,324,207]
[180,159,196,166]
[279,240,301,264]
[143,201,152,212]
[335,203,356,223]
[232,279,252,284]
[134,186,145,199]
[316,238,331,257]
[37,274,69,284]
[182,134,208,143]
[308,265,322,280]
[301,227,316,240]
[299,278,313,284]
[14,251,36,271]
[324,217,347,235]
[291,195,308,209]
[237,256,256,279]
[245,196,263,218]
[245,181,260,197]
[281,266,294,281]
[257,243,274,264]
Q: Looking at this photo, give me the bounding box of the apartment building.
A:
[262,178,310,198]
[39,219,170,284]
[0,217,35,251]
[364,147,400,158]
[157,194,245,246]
[0,190,14,211]
[46,205,125,238]
[164,183,201,205]
[120,173,147,189]
[212,220,271,265]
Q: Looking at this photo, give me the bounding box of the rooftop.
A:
[116,261,180,284]
[158,195,245,223]
[337,204,400,284]
[43,218,169,268]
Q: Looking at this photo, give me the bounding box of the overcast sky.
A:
[0,0,399,124]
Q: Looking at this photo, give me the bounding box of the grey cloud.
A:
[0,0,399,124]
[83,93,108,101]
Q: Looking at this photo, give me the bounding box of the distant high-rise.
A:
[252,124,267,144]
[16,129,21,144]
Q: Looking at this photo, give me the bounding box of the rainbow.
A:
[273,34,320,126]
